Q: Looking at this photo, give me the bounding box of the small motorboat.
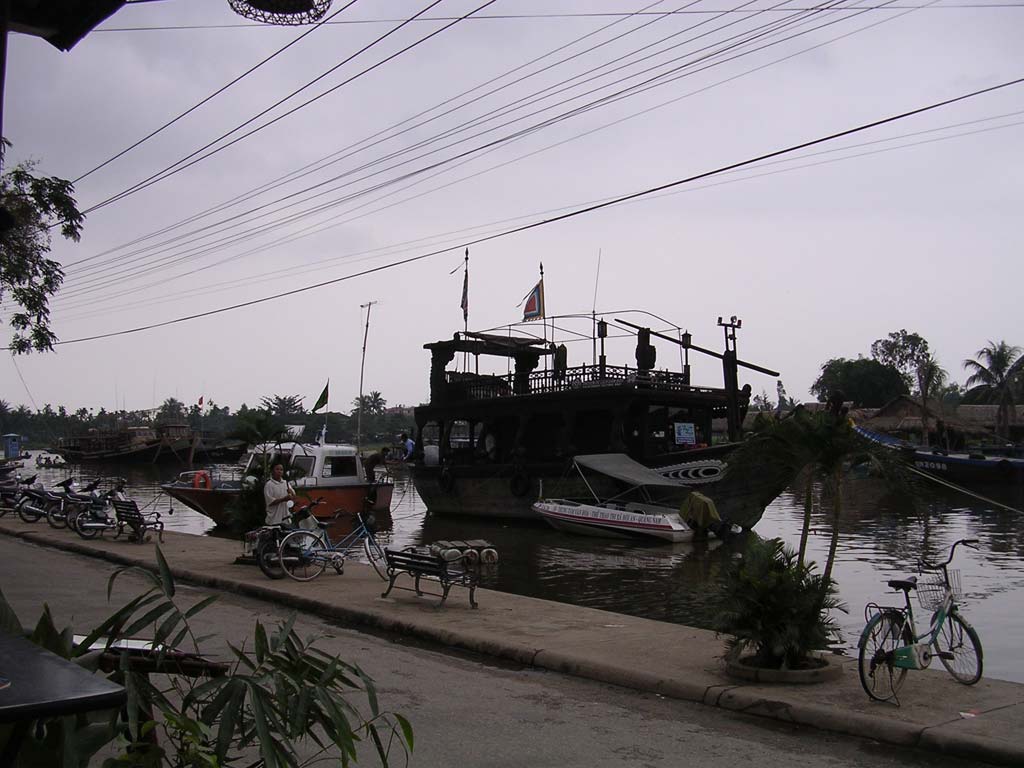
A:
[533,454,732,543]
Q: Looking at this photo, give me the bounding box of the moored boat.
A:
[411,318,791,529]
[854,426,1024,486]
[533,454,733,542]
[161,439,393,527]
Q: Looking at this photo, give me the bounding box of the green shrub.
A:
[716,537,845,670]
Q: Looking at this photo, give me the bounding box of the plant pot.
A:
[724,654,842,684]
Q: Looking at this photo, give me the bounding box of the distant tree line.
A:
[0,390,415,449]
[809,329,1023,439]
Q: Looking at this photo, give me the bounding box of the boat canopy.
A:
[573,454,686,489]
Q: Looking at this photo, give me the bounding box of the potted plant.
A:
[716,537,845,683]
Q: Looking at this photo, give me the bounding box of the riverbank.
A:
[1,518,1021,766]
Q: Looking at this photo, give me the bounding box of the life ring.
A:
[439,466,455,493]
[509,471,530,498]
[192,470,213,490]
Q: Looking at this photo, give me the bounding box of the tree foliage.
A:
[0,549,413,767]
[260,394,306,417]
[810,358,908,407]
[0,145,84,353]
[870,329,930,389]
[962,340,1023,438]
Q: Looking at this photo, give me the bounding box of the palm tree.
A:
[915,356,947,448]
[736,396,881,584]
[963,341,1023,439]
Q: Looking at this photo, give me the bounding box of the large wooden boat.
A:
[161,440,393,527]
[55,424,246,464]
[411,321,791,529]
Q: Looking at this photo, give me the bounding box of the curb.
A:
[2,524,1021,767]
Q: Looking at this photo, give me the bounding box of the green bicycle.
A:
[858,538,983,703]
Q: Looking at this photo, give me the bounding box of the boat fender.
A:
[439,466,455,492]
[509,471,530,497]
[192,470,213,490]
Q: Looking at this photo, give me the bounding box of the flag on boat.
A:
[197,395,204,407]
[521,279,545,321]
[312,381,329,413]
[461,268,469,322]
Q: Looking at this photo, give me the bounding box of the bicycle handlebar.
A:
[919,538,979,571]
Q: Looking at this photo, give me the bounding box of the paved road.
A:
[0,538,983,767]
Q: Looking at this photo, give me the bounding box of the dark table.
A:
[0,631,126,766]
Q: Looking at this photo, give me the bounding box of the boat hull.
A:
[533,500,695,542]
[412,456,785,530]
[161,481,393,527]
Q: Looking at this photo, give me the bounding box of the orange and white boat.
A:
[161,439,393,527]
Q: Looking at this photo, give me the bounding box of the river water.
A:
[22,457,1024,684]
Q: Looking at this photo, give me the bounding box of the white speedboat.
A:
[533,454,728,543]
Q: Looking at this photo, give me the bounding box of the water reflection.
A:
[21,461,1024,683]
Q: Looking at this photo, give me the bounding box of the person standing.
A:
[264,463,296,526]
[401,432,415,461]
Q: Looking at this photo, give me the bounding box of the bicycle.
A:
[858,538,983,704]
[250,498,325,580]
[277,507,387,582]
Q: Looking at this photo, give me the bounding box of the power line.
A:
[77,0,500,217]
[71,0,361,184]
[41,110,1024,324]
[22,74,1021,350]
[94,5,1024,31]
[59,0,844,292]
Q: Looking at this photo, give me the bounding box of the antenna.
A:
[356,300,378,449]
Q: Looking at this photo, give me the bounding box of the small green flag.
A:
[312,381,329,413]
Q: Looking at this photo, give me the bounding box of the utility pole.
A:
[356,300,378,449]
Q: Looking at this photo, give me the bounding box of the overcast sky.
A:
[2,0,1021,416]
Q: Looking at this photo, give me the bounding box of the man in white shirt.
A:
[264,463,296,526]
[402,432,415,461]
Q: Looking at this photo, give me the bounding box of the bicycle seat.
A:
[888,576,918,592]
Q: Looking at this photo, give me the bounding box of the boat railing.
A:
[448,364,719,400]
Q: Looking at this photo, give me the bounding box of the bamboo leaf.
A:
[122,601,175,638]
[248,685,279,768]
[254,621,268,665]
[394,713,414,752]
[183,594,219,619]
[154,545,175,597]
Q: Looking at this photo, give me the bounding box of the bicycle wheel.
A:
[935,612,983,685]
[256,537,285,580]
[364,537,387,580]
[279,530,327,582]
[858,611,912,702]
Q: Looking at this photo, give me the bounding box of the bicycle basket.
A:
[917,569,962,611]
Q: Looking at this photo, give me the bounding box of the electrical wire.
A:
[78,0,501,217]
[71,0,361,184]
[58,0,845,293]
[10,74,1019,350]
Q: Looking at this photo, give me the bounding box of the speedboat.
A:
[533,454,732,543]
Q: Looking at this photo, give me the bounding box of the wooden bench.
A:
[111,499,165,544]
[381,548,479,608]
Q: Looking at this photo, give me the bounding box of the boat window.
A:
[322,456,358,478]
[291,455,315,478]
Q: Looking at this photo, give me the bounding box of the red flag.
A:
[198,395,204,407]
[521,280,545,321]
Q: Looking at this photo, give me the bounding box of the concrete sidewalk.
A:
[2,518,1021,765]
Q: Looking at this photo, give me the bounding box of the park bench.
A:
[111,498,165,544]
[381,548,479,608]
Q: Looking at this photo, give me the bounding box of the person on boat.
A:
[264,463,297,526]
[401,432,415,461]
[362,447,390,480]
